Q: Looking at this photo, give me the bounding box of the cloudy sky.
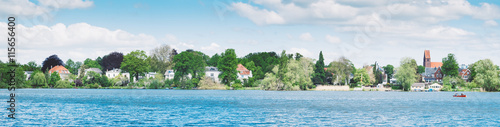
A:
[1,0,499,68]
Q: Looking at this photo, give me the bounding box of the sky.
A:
[0,0,499,68]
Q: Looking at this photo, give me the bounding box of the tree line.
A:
[1,46,499,91]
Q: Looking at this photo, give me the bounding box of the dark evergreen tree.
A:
[312,51,326,85]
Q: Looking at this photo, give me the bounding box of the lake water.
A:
[1,89,500,126]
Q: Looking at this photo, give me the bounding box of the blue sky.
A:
[1,0,500,68]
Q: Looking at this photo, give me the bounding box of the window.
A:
[210,73,214,77]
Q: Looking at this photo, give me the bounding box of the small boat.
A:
[453,93,467,97]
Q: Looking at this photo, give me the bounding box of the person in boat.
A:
[461,93,464,96]
[455,93,458,96]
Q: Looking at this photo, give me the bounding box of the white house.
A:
[24,71,33,80]
[78,68,103,77]
[411,83,425,91]
[165,70,175,80]
[106,68,130,80]
[236,64,252,81]
[145,72,157,79]
[428,83,442,91]
[205,66,221,82]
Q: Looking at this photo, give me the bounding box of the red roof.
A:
[430,62,442,68]
[48,65,70,74]
[237,64,251,75]
[424,50,430,59]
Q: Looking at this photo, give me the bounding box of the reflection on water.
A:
[1,89,499,126]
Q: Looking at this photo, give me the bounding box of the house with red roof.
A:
[48,65,71,80]
[236,64,252,81]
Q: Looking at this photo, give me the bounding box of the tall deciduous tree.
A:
[42,55,64,73]
[48,72,61,88]
[172,50,206,88]
[353,68,370,86]
[417,65,425,74]
[328,56,353,85]
[471,59,500,91]
[149,45,173,74]
[121,50,149,82]
[395,57,418,91]
[312,51,326,85]
[442,53,459,77]
[207,53,221,67]
[84,58,101,69]
[101,52,124,71]
[218,49,238,86]
[32,72,47,88]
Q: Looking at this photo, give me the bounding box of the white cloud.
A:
[231,2,285,25]
[484,20,498,27]
[164,34,178,42]
[289,47,312,58]
[231,0,500,25]
[201,43,221,52]
[38,0,94,9]
[299,32,314,41]
[325,34,341,44]
[0,22,158,64]
[0,0,93,18]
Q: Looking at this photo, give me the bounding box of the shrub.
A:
[55,80,73,88]
[148,79,164,89]
[198,77,225,90]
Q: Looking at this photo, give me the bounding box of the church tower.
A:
[423,50,431,67]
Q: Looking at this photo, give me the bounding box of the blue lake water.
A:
[1,89,500,126]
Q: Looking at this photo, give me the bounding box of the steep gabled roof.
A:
[237,64,251,75]
[430,62,443,68]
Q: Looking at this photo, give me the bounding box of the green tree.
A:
[278,50,289,83]
[261,56,313,91]
[441,53,459,77]
[84,58,101,69]
[172,50,206,88]
[65,59,80,75]
[295,53,303,60]
[218,49,238,86]
[383,65,394,83]
[54,80,73,88]
[442,76,465,90]
[121,50,150,82]
[207,53,221,67]
[148,45,174,74]
[49,72,61,88]
[244,61,261,87]
[31,72,48,88]
[353,68,370,86]
[471,59,500,91]
[395,57,418,91]
[328,56,353,85]
[312,51,326,85]
[417,65,425,74]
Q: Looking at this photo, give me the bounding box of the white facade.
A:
[165,70,175,80]
[205,67,221,83]
[145,72,157,79]
[105,68,130,80]
[428,83,442,91]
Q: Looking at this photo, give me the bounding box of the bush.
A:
[148,79,164,89]
[198,77,225,90]
[164,79,174,88]
[55,80,73,88]
[74,79,83,87]
[86,83,100,89]
[232,83,243,90]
